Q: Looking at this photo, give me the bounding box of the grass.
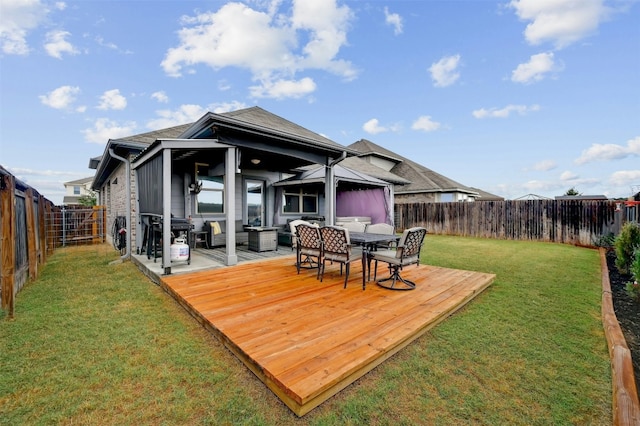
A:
[1,236,611,425]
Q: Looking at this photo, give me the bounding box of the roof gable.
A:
[182,106,350,154]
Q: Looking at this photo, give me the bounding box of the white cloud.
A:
[472,104,540,119]
[522,179,565,193]
[560,170,579,181]
[531,160,557,171]
[363,118,387,135]
[146,104,207,129]
[82,118,137,144]
[39,85,80,109]
[151,91,169,103]
[209,101,247,114]
[97,89,127,110]
[509,0,611,49]
[160,1,356,100]
[0,0,48,55]
[575,136,640,164]
[411,116,441,132]
[44,30,79,59]
[511,52,556,84]
[249,77,316,99]
[429,54,461,88]
[54,2,66,11]
[610,170,640,186]
[218,79,231,91]
[384,7,403,35]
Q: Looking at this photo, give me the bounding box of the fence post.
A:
[1,173,16,318]
[25,188,37,281]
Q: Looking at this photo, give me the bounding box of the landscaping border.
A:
[600,248,640,425]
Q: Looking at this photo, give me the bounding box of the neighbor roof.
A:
[64,176,93,186]
[468,187,504,201]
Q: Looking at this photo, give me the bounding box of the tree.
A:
[78,191,97,207]
[564,187,581,196]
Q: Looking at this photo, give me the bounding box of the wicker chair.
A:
[288,219,310,251]
[364,223,396,250]
[370,227,427,290]
[295,223,322,277]
[340,221,366,233]
[319,226,363,289]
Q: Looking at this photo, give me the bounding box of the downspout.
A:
[109,148,131,260]
[329,151,347,167]
[325,151,347,225]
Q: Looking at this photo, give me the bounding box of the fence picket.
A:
[396,200,631,247]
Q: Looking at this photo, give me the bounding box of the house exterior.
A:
[62,176,94,205]
[348,139,482,203]
[90,107,502,273]
[91,106,371,273]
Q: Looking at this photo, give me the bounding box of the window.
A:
[195,163,224,213]
[439,193,454,202]
[246,179,264,226]
[283,189,317,214]
[73,185,81,195]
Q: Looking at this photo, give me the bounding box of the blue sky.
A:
[1,0,639,205]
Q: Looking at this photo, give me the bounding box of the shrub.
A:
[631,249,640,281]
[626,280,640,302]
[595,232,616,248]
[614,222,640,274]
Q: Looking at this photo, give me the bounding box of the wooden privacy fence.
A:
[0,166,106,318]
[396,200,634,247]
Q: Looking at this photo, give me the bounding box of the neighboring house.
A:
[90,106,374,273]
[348,139,481,203]
[469,187,504,201]
[62,176,94,205]
[555,195,609,201]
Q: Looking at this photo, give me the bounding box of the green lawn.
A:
[1,236,611,425]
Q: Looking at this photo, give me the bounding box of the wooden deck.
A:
[160,254,495,416]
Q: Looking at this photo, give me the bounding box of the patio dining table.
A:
[349,231,400,289]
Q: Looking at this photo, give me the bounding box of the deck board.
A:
[160,254,495,416]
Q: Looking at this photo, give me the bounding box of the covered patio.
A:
[154,254,495,416]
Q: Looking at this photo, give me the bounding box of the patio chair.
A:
[295,223,322,277]
[370,227,427,290]
[289,219,310,251]
[364,223,396,250]
[319,226,363,289]
[340,221,366,233]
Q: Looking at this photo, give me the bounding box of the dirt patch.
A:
[605,250,640,393]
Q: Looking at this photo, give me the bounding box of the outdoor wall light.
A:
[250,158,261,165]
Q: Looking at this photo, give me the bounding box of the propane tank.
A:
[170,237,189,261]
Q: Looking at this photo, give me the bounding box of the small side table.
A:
[246,227,278,252]
[191,230,209,249]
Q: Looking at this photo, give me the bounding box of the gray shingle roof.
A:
[338,156,410,185]
[348,139,478,195]
[111,123,193,145]
[219,106,343,149]
[64,176,93,186]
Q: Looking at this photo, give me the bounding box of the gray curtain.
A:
[273,186,284,225]
[137,154,163,215]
